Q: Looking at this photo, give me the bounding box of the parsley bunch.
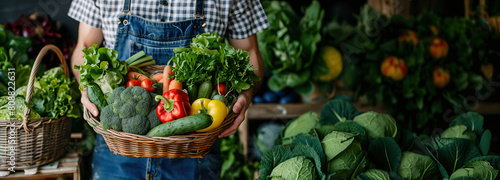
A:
[170,33,260,94]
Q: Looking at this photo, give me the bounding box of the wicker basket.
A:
[0,45,72,170]
[83,65,239,158]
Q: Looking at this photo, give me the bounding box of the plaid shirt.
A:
[68,0,269,48]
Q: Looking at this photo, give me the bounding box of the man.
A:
[68,0,268,179]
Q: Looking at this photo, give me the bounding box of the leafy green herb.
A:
[170,33,260,94]
[258,1,324,95]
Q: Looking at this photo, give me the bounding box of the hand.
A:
[81,88,99,117]
[218,91,252,138]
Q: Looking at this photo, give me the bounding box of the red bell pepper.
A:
[155,89,191,123]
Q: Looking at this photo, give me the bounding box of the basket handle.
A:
[22,45,70,132]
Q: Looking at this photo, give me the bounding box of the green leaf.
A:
[292,144,325,180]
[356,169,390,180]
[431,138,482,175]
[257,145,293,180]
[450,112,484,136]
[294,80,314,95]
[368,137,401,173]
[282,112,320,145]
[353,111,398,139]
[450,161,498,180]
[319,99,361,125]
[441,125,469,139]
[291,133,325,165]
[327,141,364,179]
[398,151,438,180]
[321,131,357,161]
[269,156,317,180]
[479,130,492,156]
[268,74,286,92]
[465,156,500,169]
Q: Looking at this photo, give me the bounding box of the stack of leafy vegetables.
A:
[257,99,499,180]
[257,0,326,96]
[325,4,496,134]
[0,24,33,96]
[75,44,128,97]
[169,32,260,96]
[0,67,79,120]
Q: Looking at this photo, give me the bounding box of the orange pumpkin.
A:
[429,37,449,59]
[433,66,450,88]
[398,30,419,47]
[381,57,407,81]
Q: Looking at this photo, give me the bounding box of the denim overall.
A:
[92,0,221,179]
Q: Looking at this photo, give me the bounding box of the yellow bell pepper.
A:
[191,98,228,132]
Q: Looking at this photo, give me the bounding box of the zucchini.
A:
[87,83,108,110]
[146,114,213,137]
[210,89,218,99]
[197,81,213,99]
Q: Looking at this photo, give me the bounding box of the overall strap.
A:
[122,0,131,13]
[194,0,204,17]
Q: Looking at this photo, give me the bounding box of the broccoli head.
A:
[107,86,125,104]
[147,109,161,129]
[100,105,122,131]
[122,114,150,135]
[99,86,160,135]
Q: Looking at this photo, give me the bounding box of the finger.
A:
[219,112,245,138]
[81,90,99,117]
[232,93,249,114]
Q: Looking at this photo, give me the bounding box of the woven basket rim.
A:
[84,106,237,140]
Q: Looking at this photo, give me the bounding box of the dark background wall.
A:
[0,0,79,40]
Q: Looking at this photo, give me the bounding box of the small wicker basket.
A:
[0,45,72,170]
[83,65,238,158]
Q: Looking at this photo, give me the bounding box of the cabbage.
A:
[353,111,397,139]
[359,169,390,180]
[449,161,498,180]
[282,111,320,145]
[398,151,438,180]
[327,141,364,179]
[269,156,317,180]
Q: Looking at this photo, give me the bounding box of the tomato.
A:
[429,37,449,59]
[127,79,141,87]
[216,83,227,95]
[433,66,450,88]
[381,56,407,81]
[141,78,156,92]
[398,30,419,47]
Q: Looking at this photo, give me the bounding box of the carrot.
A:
[168,79,183,90]
[152,73,163,82]
[127,71,148,81]
[163,65,173,93]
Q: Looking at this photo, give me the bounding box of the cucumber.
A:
[186,84,198,104]
[87,83,108,110]
[197,81,213,99]
[211,94,227,105]
[146,114,213,137]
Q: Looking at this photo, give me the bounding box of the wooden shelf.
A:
[246,101,500,120]
[246,101,389,120]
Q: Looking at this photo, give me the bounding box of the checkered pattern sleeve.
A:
[226,0,269,39]
[68,0,102,28]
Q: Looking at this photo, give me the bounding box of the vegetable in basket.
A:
[75,44,128,97]
[99,86,160,135]
[155,89,190,123]
[190,98,228,132]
